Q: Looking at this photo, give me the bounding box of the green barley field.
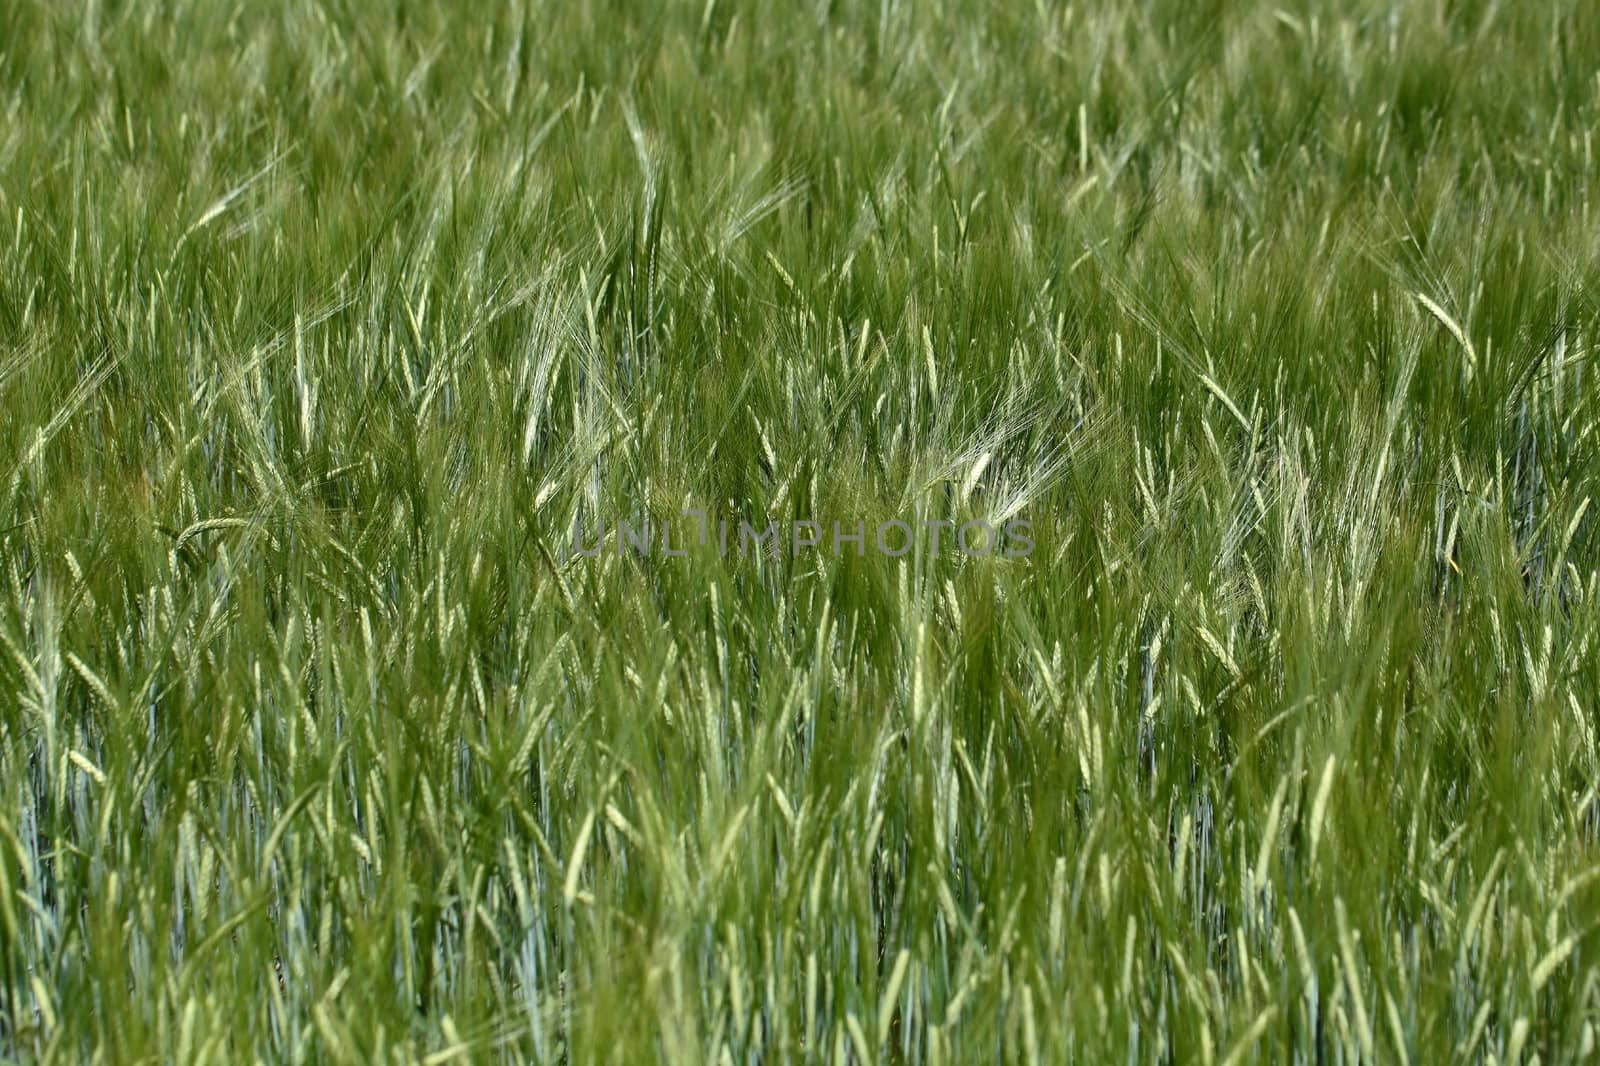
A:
[4,0,1600,1061]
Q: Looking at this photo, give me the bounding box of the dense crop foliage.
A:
[3,0,1600,1061]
